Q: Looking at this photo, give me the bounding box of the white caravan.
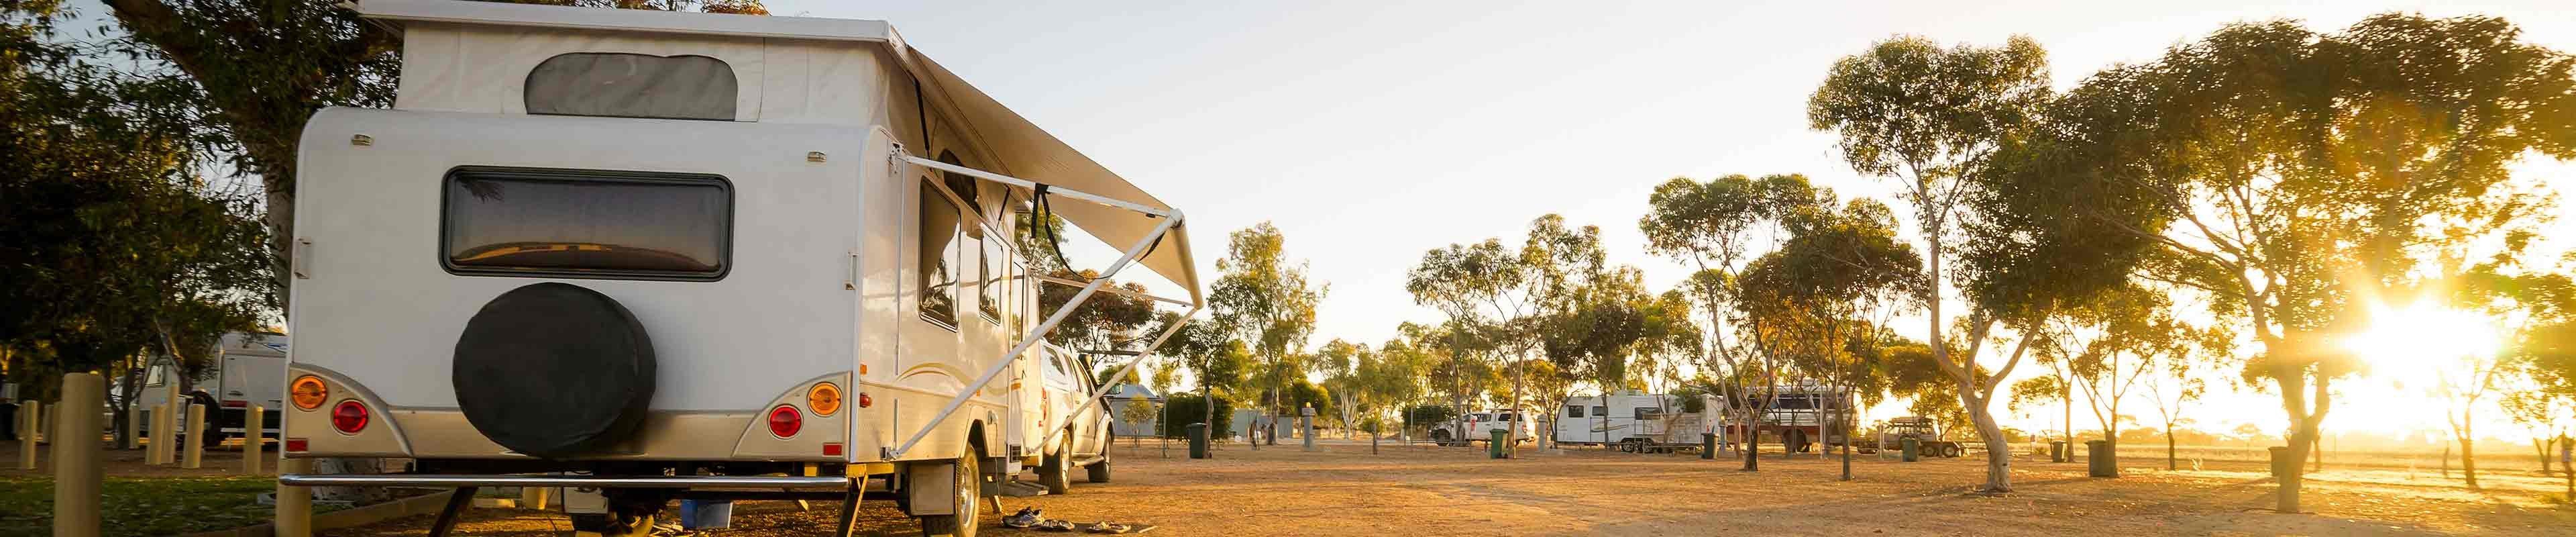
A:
[275,3,1199,537]
[1554,393,1722,452]
[136,331,290,446]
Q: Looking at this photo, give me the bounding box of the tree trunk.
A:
[2165,424,2177,471]
[1964,390,2012,492]
[2459,430,2479,489]
[2533,438,2550,475]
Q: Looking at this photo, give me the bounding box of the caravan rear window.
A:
[442,166,732,280]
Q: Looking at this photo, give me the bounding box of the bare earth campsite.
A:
[294,443,2576,536]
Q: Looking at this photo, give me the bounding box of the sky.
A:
[747,0,2576,442]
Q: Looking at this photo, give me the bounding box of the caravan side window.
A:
[918,178,964,328]
[526,53,737,121]
[1564,405,1584,418]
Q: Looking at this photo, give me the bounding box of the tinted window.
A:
[1591,406,1606,416]
[1633,407,1657,420]
[919,178,963,328]
[443,167,729,279]
[1564,405,1583,418]
[526,53,737,121]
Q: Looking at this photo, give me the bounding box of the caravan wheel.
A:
[917,444,981,537]
[1428,429,1453,446]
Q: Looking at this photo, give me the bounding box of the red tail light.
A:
[222,400,248,408]
[822,442,844,456]
[331,400,370,434]
[767,405,802,438]
[284,438,309,452]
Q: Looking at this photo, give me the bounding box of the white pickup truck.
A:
[1427,408,1536,446]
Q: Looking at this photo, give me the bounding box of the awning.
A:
[899,51,1199,303]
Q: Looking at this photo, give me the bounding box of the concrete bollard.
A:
[56,373,105,537]
[243,405,264,475]
[17,401,38,470]
[181,403,207,469]
[149,403,172,465]
[276,456,314,537]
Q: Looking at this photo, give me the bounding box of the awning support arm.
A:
[885,210,1185,460]
[1039,304,1200,450]
[897,154,1174,218]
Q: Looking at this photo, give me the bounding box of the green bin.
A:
[1900,437,1919,462]
[2087,440,2116,477]
[1488,429,1508,458]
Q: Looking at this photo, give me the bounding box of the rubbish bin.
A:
[2049,440,2069,462]
[2086,440,2116,477]
[1187,423,1210,460]
[1701,433,1716,460]
[1488,429,1508,459]
[1901,438,1919,462]
[2266,446,2294,479]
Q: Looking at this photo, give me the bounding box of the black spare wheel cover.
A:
[453,282,656,458]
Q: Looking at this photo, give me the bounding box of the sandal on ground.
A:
[1036,520,1077,532]
[1082,522,1131,534]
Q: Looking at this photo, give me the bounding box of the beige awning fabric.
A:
[903,50,1200,303]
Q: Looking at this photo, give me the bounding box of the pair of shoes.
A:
[1002,507,1044,528]
[1081,522,1133,534]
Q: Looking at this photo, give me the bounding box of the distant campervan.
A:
[276,3,1202,536]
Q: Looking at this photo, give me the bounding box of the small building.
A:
[1100,383,1163,437]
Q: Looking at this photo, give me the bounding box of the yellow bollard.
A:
[17,401,37,470]
[55,373,105,537]
[243,405,264,475]
[276,456,313,537]
[520,485,552,510]
[181,403,207,469]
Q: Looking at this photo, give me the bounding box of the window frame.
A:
[918,176,967,331]
[437,166,734,282]
[1564,405,1584,418]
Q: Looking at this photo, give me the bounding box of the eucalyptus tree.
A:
[1210,222,1326,446]
[2013,14,2576,509]
[1408,237,1538,435]
[1151,309,1245,445]
[1808,34,2056,491]
[1642,174,1827,462]
[1737,195,1921,475]
[2052,285,2192,457]
[2144,323,2229,471]
[1316,339,1367,436]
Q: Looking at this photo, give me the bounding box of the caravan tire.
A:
[451,283,656,459]
[917,444,981,537]
[1429,429,1453,446]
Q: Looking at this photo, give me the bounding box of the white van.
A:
[136,332,288,446]
[276,3,1200,536]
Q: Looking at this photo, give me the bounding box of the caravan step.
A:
[994,480,1050,498]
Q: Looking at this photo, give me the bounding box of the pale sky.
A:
[757,0,2576,441]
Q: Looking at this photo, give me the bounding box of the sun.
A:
[2340,302,2504,381]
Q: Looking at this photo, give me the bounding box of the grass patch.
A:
[0,475,308,536]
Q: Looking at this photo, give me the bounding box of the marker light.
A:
[768,405,802,438]
[331,400,370,434]
[808,383,843,416]
[290,376,328,409]
[857,392,872,409]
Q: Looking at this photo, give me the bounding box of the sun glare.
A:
[2341,303,2504,381]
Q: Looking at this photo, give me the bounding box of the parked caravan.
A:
[136,332,288,446]
[276,3,1201,536]
[1554,393,1721,452]
[1728,383,1858,453]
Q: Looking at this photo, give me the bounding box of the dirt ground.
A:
[317,438,2575,537]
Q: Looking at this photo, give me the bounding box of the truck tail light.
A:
[823,442,844,456]
[331,400,370,434]
[768,405,802,438]
[222,400,248,408]
[284,438,308,452]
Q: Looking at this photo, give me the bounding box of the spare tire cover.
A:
[453,282,655,458]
